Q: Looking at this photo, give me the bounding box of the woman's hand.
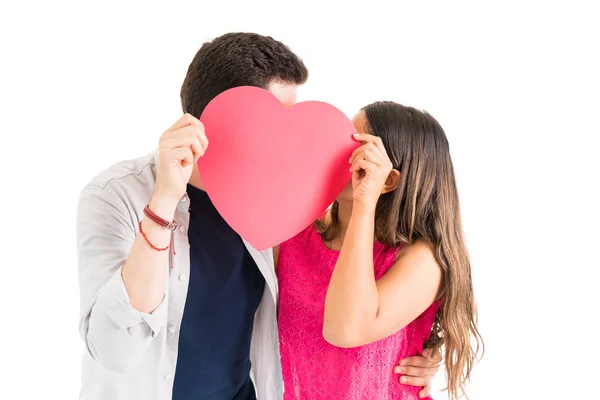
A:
[350,133,394,207]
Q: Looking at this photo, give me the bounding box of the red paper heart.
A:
[198,86,357,250]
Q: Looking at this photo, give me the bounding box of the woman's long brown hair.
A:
[316,102,483,399]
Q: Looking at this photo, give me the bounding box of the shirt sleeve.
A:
[77,184,168,374]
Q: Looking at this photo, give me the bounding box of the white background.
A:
[1,1,598,399]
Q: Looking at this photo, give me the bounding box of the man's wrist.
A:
[148,194,179,222]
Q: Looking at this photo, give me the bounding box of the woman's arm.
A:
[323,208,441,347]
[323,133,442,348]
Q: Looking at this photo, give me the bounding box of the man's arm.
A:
[77,185,170,374]
[122,113,207,313]
[78,114,207,374]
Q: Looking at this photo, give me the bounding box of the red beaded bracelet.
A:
[139,205,177,261]
[138,220,170,251]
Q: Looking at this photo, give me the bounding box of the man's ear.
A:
[381,169,400,195]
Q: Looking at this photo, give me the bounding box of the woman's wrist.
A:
[352,199,377,218]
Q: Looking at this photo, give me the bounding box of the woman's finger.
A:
[351,143,386,166]
[350,143,369,164]
[362,145,386,166]
[350,157,377,174]
[353,133,388,155]
[352,139,392,171]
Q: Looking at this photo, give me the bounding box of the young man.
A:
[77,32,441,400]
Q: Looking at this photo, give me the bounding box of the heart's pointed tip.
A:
[251,242,270,251]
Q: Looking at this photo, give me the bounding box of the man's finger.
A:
[418,385,431,399]
[399,355,437,368]
[187,128,206,160]
[197,129,209,156]
[423,348,443,364]
[162,124,203,142]
[399,375,430,387]
[191,137,205,161]
[176,129,205,161]
[393,365,438,377]
[162,128,205,153]
[166,113,202,132]
[169,147,195,166]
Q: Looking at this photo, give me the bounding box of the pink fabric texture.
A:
[278,224,441,400]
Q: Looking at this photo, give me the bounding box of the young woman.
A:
[275,102,482,399]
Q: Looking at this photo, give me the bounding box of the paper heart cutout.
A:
[198,86,357,250]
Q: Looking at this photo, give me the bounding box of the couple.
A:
[77,32,481,400]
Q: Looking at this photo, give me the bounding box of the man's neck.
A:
[188,167,206,191]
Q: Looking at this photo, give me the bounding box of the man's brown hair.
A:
[181,32,308,118]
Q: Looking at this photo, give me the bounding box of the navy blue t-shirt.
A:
[172,185,265,400]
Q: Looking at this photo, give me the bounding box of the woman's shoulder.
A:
[395,238,437,264]
[394,238,444,300]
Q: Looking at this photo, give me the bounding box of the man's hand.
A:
[150,113,208,219]
[394,348,442,398]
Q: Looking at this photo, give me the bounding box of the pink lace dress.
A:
[277,224,441,400]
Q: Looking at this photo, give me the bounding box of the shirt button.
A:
[164,373,172,381]
[168,326,176,334]
[180,195,187,202]
[178,274,187,281]
[179,225,186,233]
